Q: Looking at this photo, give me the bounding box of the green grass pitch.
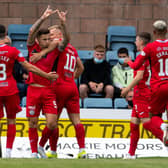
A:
[0,158,167,168]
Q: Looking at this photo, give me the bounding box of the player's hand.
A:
[123,57,131,65]
[57,10,67,23]
[29,53,43,63]
[121,87,129,98]
[22,73,28,81]
[41,5,58,20]
[47,71,59,81]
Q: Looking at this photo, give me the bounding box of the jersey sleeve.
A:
[128,45,150,70]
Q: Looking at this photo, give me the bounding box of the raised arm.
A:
[27,5,57,45]
[30,10,70,63]
[57,10,70,51]
[124,51,148,70]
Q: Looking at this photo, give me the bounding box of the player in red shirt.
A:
[26,6,70,158]
[124,20,168,146]
[31,12,86,158]
[121,32,164,159]
[49,31,85,159]
[0,24,58,158]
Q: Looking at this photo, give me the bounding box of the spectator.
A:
[112,47,134,108]
[79,45,114,99]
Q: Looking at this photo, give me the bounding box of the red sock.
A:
[39,126,52,147]
[29,128,38,153]
[49,127,59,151]
[143,120,163,141]
[128,123,139,156]
[74,123,85,148]
[6,124,16,149]
[150,116,163,129]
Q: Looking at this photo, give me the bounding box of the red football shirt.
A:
[27,42,59,86]
[134,56,150,90]
[0,44,25,96]
[128,39,168,86]
[55,43,79,84]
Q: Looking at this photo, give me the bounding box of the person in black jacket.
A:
[79,45,114,99]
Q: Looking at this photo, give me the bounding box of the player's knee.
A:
[28,118,38,128]
[47,122,57,130]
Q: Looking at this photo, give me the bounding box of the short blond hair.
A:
[48,25,62,31]
[153,20,167,32]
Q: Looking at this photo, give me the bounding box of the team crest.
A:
[157,47,162,51]
[28,106,35,115]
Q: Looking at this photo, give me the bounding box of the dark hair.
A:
[37,28,49,38]
[117,48,128,56]
[94,44,105,52]
[0,24,6,38]
[137,32,151,45]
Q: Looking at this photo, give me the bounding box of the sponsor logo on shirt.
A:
[0,82,8,87]
[64,72,72,78]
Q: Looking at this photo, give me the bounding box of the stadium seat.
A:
[106,50,135,66]
[114,98,128,109]
[106,26,136,51]
[21,96,27,107]
[110,42,136,51]
[77,50,94,63]
[79,98,83,108]
[88,93,104,98]
[83,98,113,108]
[8,24,32,57]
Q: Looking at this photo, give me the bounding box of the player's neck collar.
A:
[0,43,6,47]
[156,39,168,43]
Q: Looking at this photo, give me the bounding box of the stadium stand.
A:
[114,98,128,109]
[83,98,113,108]
[77,50,94,63]
[8,24,32,57]
[106,25,136,52]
